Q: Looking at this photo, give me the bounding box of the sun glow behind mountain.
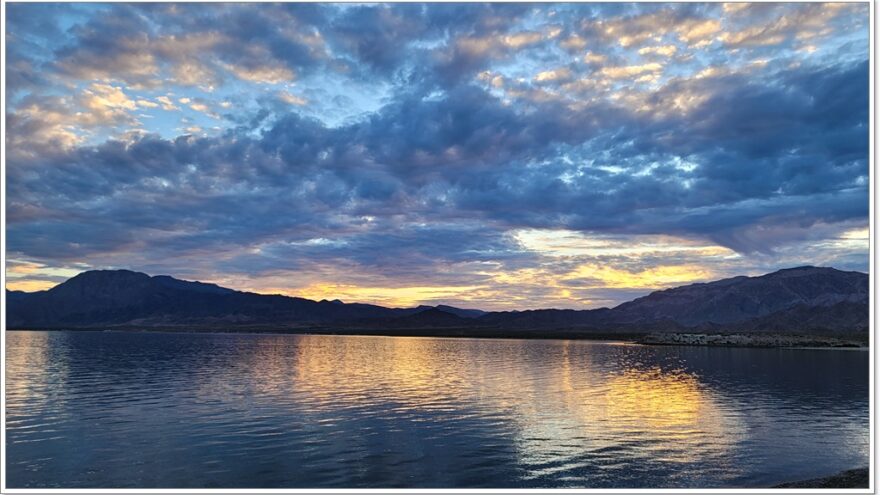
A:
[4,3,869,310]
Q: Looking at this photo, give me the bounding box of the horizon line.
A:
[3,264,864,313]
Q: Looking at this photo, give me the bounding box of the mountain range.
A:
[5,266,868,337]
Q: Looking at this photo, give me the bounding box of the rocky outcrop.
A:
[638,332,866,348]
[774,468,869,488]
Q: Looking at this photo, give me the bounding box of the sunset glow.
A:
[5,3,869,309]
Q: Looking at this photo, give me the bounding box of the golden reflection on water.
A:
[8,332,743,476]
[5,331,57,409]
[202,334,744,470]
[508,340,744,470]
[604,368,706,429]
[285,335,468,406]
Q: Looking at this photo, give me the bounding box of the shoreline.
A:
[773,467,869,488]
[638,332,867,349]
[5,327,867,349]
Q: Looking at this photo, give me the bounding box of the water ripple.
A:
[5,331,869,488]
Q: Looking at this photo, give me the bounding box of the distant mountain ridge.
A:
[5,266,868,336]
[611,266,868,325]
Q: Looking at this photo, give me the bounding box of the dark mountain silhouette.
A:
[6,266,868,336]
[5,270,414,328]
[478,308,612,329]
[381,308,474,328]
[6,290,38,303]
[610,266,868,326]
[435,305,486,319]
[713,301,868,334]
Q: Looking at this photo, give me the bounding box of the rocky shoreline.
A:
[773,467,869,488]
[638,332,866,348]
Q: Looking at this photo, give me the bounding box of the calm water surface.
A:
[5,330,869,488]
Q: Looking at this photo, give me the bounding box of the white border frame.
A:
[0,0,875,493]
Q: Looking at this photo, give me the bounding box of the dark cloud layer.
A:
[4,3,870,307]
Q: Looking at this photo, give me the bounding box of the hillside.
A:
[6,266,868,336]
[610,266,868,326]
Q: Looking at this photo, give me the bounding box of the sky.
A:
[4,2,870,310]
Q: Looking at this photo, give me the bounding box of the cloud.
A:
[675,18,722,44]
[6,83,145,157]
[156,96,179,111]
[221,61,296,84]
[4,3,870,308]
[638,44,677,57]
[534,68,573,83]
[717,3,864,49]
[82,82,138,112]
[601,63,663,79]
[7,58,868,263]
[47,4,329,90]
[560,35,588,51]
[278,91,309,106]
[187,99,221,118]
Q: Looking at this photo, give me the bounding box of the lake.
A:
[5,330,869,488]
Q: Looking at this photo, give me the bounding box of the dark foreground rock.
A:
[638,332,866,348]
[774,468,869,488]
